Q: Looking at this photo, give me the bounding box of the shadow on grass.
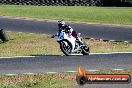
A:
[0,39,14,44]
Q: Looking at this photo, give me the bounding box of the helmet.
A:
[58,20,65,25]
[58,20,65,28]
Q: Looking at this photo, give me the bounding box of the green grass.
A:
[0,31,131,57]
[0,80,74,88]
[0,5,132,24]
[0,70,132,88]
[86,39,132,53]
[0,73,76,88]
[0,31,62,57]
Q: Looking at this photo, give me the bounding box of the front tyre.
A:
[81,42,90,55]
[60,40,72,56]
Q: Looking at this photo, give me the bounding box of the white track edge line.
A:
[113,69,124,71]
[3,69,126,75]
[66,71,77,73]
[5,74,17,76]
[0,52,132,58]
[0,56,35,58]
[90,52,132,55]
[87,70,99,71]
[46,72,58,74]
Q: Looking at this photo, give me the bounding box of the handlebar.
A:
[51,34,57,38]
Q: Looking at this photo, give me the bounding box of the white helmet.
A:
[58,20,65,25]
[58,20,65,28]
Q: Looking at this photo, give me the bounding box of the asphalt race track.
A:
[0,16,132,73]
[0,16,132,42]
[0,16,132,88]
[0,53,132,88]
[0,53,132,75]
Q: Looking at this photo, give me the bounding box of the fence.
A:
[0,0,132,6]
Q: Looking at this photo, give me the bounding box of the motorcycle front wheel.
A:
[60,40,72,56]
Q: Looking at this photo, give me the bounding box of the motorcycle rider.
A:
[58,20,83,45]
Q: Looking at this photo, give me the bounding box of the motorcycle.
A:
[52,30,90,56]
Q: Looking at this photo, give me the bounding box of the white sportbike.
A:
[54,30,90,56]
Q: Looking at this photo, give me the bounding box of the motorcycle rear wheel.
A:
[81,42,90,55]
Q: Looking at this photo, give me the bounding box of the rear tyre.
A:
[81,42,90,55]
[60,40,72,56]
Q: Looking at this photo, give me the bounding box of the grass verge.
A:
[0,5,132,25]
[0,31,131,57]
[0,70,132,88]
[0,73,76,88]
